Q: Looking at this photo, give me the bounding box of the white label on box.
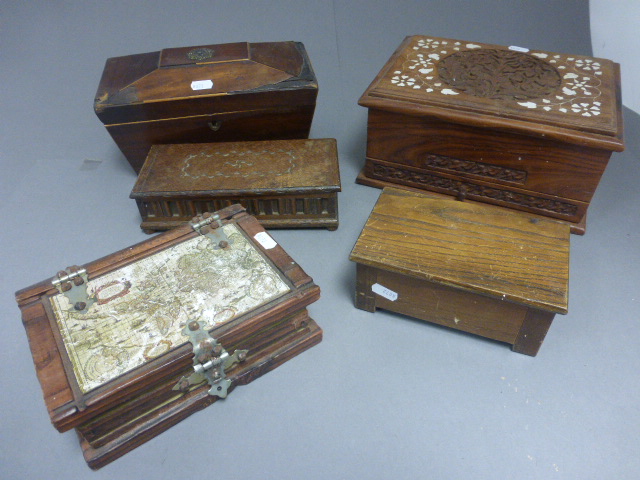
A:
[509,45,530,53]
[372,283,398,301]
[254,231,277,250]
[190,79,213,90]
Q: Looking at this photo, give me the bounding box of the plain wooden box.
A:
[15,205,321,468]
[94,41,317,172]
[350,188,570,356]
[130,139,341,232]
[358,35,625,234]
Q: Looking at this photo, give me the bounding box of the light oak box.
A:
[358,35,625,234]
[131,139,341,232]
[94,41,317,173]
[15,205,322,469]
[350,188,570,356]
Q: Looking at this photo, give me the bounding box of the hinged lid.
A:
[16,204,320,432]
[94,41,317,124]
[52,266,96,314]
[359,35,624,151]
[349,188,570,313]
[130,139,341,199]
[172,320,248,398]
[190,212,233,248]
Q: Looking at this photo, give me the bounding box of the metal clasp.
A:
[173,320,248,398]
[52,266,96,313]
[191,213,232,249]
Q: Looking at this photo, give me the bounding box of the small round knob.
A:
[208,120,222,131]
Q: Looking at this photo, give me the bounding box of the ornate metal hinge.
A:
[52,266,96,313]
[173,320,248,399]
[190,213,232,249]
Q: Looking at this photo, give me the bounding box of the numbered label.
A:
[191,79,213,91]
[254,231,277,250]
[372,283,398,301]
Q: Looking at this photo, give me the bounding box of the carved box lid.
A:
[349,188,570,313]
[359,35,624,151]
[130,139,341,199]
[94,41,317,125]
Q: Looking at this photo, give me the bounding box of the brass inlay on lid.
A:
[187,47,215,61]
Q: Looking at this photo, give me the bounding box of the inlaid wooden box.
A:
[358,35,625,234]
[15,205,322,469]
[350,188,570,356]
[130,139,341,232]
[94,41,317,172]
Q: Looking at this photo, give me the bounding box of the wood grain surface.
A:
[130,139,341,231]
[365,109,612,203]
[133,139,340,194]
[94,41,318,172]
[16,205,321,433]
[350,188,570,313]
[359,35,624,148]
[79,310,322,469]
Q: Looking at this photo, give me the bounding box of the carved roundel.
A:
[437,49,562,100]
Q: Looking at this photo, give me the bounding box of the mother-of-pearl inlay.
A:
[389,37,603,117]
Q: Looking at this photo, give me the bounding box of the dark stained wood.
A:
[350,188,570,355]
[106,106,316,172]
[250,41,305,76]
[513,309,555,356]
[77,308,316,448]
[365,109,612,202]
[358,35,625,234]
[361,36,623,144]
[354,264,377,312]
[94,41,317,172]
[21,303,75,421]
[79,311,321,469]
[362,156,589,227]
[355,170,589,235]
[131,139,341,232]
[16,204,322,467]
[361,266,529,344]
[159,42,249,67]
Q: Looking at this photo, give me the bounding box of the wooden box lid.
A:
[94,41,317,125]
[130,139,341,199]
[15,205,320,432]
[359,35,624,151]
[349,188,570,313]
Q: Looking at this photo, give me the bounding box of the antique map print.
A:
[50,224,290,393]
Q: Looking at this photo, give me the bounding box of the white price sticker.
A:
[254,231,277,250]
[190,79,213,91]
[372,283,398,301]
[509,45,529,53]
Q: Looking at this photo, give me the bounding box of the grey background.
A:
[1,1,638,479]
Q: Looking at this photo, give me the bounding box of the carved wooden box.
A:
[130,139,341,232]
[350,188,570,356]
[358,35,625,234]
[15,205,322,469]
[94,41,317,173]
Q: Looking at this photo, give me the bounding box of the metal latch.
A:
[191,213,232,249]
[173,320,248,398]
[52,266,96,313]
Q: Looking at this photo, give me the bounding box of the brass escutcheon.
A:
[187,47,214,61]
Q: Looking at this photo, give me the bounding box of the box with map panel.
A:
[15,204,321,469]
